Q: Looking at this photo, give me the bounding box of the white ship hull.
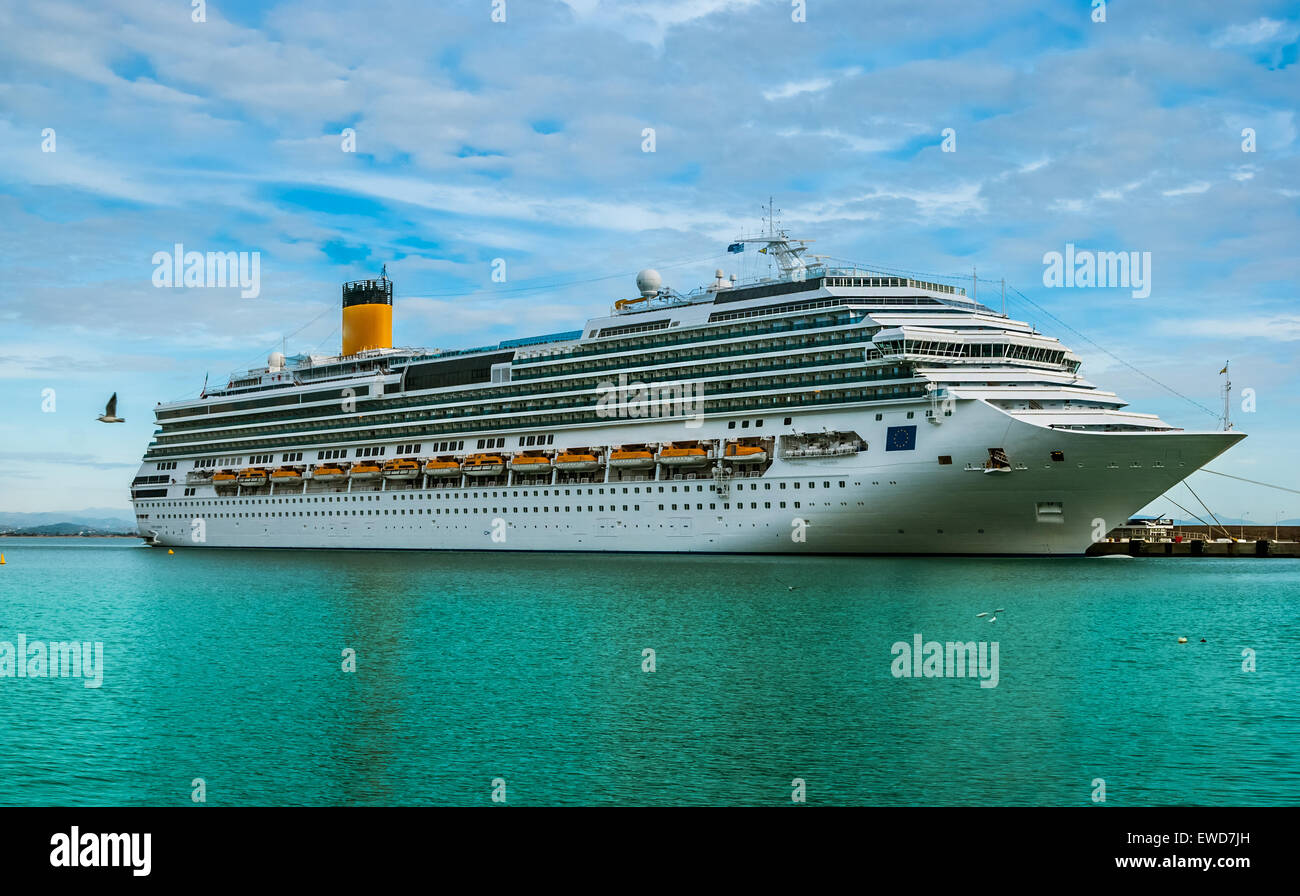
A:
[132,401,1243,555]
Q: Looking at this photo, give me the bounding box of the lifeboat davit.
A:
[236,467,269,487]
[608,449,655,470]
[270,467,303,483]
[725,444,767,464]
[424,459,462,479]
[349,463,382,481]
[510,455,553,476]
[657,447,710,468]
[311,465,346,482]
[462,454,506,477]
[554,452,600,473]
[382,459,421,480]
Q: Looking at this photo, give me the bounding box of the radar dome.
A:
[636,269,662,298]
[268,351,285,371]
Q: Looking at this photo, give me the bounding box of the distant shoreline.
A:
[0,533,138,538]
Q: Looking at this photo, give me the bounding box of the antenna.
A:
[762,196,782,236]
[1221,362,1232,431]
[381,263,388,280]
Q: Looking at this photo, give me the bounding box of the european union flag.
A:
[727,242,744,253]
[885,425,917,451]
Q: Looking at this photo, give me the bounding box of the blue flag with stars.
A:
[885,425,917,451]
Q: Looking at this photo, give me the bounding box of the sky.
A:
[0,0,1297,521]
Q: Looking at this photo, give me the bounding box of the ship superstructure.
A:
[130,233,1243,554]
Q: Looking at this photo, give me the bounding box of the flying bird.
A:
[97,393,125,423]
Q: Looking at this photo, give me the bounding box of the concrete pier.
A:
[1086,539,1300,557]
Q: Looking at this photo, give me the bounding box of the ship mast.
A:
[1221,361,1232,431]
[746,197,811,282]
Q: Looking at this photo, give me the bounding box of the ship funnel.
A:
[341,272,393,356]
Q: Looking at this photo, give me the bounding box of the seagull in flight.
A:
[97,392,125,423]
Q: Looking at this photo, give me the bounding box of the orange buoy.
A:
[0,553,5,565]
[167,549,174,554]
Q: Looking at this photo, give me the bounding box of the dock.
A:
[1087,539,1300,557]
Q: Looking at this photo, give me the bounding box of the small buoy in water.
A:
[167,549,174,555]
[0,554,5,565]
[1178,637,1188,643]
[1200,639,1207,643]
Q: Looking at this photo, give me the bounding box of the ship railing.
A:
[779,445,859,459]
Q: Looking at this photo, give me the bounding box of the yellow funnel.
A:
[342,276,393,356]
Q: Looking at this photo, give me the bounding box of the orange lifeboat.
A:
[724,444,767,464]
[656,446,709,468]
[311,465,346,482]
[382,458,421,481]
[462,454,506,477]
[608,449,655,470]
[510,454,553,476]
[555,452,600,473]
[236,467,269,487]
[424,459,462,479]
[349,463,382,481]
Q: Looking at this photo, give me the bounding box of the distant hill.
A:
[0,509,135,536]
[0,509,134,530]
[0,523,134,536]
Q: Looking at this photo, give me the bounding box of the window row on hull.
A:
[514,308,866,370]
[153,325,876,429]
[142,384,928,460]
[149,367,916,449]
[157,333,883,434]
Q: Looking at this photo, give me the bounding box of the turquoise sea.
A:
[0,537,1296,806]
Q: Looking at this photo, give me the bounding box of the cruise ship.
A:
[130,232,1244,554]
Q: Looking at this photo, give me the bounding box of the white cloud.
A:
[1166,315,1300,342]
[1213,17,1287,46]
[558,0,764,47]
[1162,181,1211,197]
[763,78,834,101]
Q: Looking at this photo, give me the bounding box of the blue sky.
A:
[0,0,1297,520]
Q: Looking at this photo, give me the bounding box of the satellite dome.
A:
[636,269,662,298]
[268,351,285,371]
